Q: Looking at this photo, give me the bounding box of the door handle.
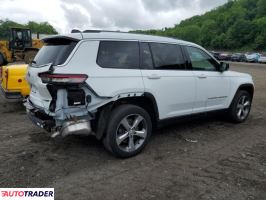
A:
[147,74,161,80]
[197,74,207,79]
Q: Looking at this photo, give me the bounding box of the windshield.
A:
[33,38,78,67]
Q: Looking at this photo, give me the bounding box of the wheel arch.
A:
[229,83,254,108]
[237,83,254,101]
[93,92,159,140]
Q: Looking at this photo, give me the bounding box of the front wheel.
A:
[228,90,252,123]
[103,104,152,158]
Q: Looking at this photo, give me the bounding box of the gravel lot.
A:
[0,63,266,200]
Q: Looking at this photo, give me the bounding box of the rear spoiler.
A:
[42,35,81,43]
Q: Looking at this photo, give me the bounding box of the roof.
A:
[43,31,198,47]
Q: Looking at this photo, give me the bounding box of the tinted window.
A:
[186,46,218,71]
[149,43,185,70]
[33,39,77,66]
[97,41,139,69]
[140,42,153,69]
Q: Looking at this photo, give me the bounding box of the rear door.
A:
[140,42,196,120]
[86,40,144,97]
[184,46,230,113]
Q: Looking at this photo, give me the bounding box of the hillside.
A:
[133,0,266,51]
[0,20,58,39]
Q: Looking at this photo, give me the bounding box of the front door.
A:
[185,46,230,113]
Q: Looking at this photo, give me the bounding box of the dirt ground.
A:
[0,63,266,200]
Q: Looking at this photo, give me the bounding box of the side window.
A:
[97,41,139,69]
[186,46,218,71]
[149,43,185,70]
[140,42,153,69]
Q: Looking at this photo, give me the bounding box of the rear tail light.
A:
[39,73,88,84]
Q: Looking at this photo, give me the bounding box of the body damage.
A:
[25,79,144,136]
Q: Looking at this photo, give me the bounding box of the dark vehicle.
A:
[231,53,246,62]
[210,51,221,60]
[219,53,232,61]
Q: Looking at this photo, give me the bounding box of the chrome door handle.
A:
[197,74,207,79]
[147,74,161,80]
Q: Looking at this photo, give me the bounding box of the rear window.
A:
[97,41,139,69]
[33,38,77,66]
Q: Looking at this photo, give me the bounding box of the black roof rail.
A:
[71,29,81,33]
[82,29,129,33]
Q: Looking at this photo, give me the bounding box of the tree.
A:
[257,0,266,18]
[132,0,265,50]
[0,19,58,39]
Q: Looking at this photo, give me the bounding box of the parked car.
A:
[218,53,231,61]
[245,53,260,63]
[231,53,246,62]
[24,31,254,158]
[209,51,221,60]
[258,55,266,63]
[0,64,30,99]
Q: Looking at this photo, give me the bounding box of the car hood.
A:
[227,71,252,79]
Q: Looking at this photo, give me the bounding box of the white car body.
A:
[24,31,254,152]
[258,56,266,63]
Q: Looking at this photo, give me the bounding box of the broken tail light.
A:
[39,73,88,84]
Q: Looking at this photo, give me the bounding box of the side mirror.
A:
[219,62,229,72]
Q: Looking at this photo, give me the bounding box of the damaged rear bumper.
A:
[24,98,55,132]
[24,98,92,137]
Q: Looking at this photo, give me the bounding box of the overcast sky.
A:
[0,0,227,33]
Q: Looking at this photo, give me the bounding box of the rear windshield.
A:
[33,38,78,66]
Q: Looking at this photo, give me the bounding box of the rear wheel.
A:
[228,90,252,123]
[103,104,152,158]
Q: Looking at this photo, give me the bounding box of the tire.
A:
[103,104,152,158]
[228,90,252,123]
[0,53,5,66]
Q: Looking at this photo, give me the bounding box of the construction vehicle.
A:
[0,64,29,99]
[0,28,43,66]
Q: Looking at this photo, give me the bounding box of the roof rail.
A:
[71,29,81,33]
[82,29,129,33]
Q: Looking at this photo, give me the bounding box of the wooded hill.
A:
[0,20,58,39]
[133,0,266,51]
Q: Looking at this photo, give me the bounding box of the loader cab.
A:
[9,28,32,51]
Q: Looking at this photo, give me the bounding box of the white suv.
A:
[25,31,254,158]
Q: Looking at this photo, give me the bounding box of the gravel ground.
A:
[0,62,266,200]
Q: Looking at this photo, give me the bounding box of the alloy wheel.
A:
[236,95,251,120]
[116,114,147,152]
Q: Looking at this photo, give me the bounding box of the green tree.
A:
[257,0,266,17]
[0,19,57,39]
[132,0,265,50]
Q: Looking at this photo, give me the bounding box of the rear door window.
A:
[149,43,186,70]
[33,38,77,66]
[97,41,140,69]
[140,42,153,69]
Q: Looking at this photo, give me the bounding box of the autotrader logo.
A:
[0,188,54,200]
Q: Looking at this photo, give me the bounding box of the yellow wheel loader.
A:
[0,28,43,66]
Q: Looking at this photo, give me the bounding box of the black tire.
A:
[0,53,5,66]
[103,104,152,158]
[228,90,252,123]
